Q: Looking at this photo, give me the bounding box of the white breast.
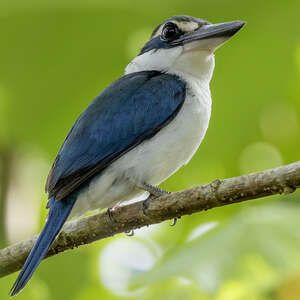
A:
[70,74,211,218]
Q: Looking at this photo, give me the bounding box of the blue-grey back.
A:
[46,70,186,200]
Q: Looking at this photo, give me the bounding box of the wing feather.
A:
[46,70,186,200]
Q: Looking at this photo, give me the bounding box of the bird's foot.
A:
[107,207,115,223]
[107,205,134,236]
[142,194,155,216]
[139,182,170,216]
[106,201,122,223]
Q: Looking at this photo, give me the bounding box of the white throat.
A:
[125,46,215,84]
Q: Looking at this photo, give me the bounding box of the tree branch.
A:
[1,161,300,278]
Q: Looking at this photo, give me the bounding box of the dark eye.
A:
[161,23,180,42]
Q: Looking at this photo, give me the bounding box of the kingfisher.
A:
[10,15,245,295]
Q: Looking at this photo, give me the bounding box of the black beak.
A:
[172,21,246,45]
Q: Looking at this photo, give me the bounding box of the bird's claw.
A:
[125,229,134,236]
[107,207,115,222]
[170,216,181,226]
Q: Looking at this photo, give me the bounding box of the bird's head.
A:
[126,15,245,81]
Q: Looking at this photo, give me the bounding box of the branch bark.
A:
[1,161,300,278]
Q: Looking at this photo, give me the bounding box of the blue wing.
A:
[46,70,186,200]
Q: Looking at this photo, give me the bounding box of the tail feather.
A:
[10,197,76,296]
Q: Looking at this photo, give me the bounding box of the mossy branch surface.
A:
[1,161,300,278]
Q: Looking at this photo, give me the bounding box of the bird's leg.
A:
[136,182,178,226]
[137,182,170,197]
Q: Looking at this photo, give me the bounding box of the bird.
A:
[10,15,245,296]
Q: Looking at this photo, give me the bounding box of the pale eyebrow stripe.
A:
[151,21,200,39]
[173,20,200,32]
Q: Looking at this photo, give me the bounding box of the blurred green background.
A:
[0,0,300,299]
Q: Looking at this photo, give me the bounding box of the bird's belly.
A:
[71,84,211,218]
